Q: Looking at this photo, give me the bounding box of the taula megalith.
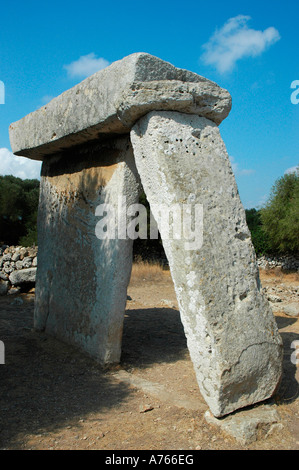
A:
[9,53,283,417]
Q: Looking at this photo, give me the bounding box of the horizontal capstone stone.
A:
[9,53,231,160]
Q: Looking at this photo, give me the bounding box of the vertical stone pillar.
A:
[131,111,283,417]
[35,136,140,365]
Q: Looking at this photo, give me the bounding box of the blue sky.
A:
[0,0,298,208]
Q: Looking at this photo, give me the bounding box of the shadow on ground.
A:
[121,307,187,368]
[1,294,298,449]
[0,296,187,449]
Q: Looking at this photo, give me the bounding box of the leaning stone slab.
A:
[204,405,283,445]
[9,267,37,286]
[9,53,231,160]
[131,110,283,417]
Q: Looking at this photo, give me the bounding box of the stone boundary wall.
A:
[0,245,37,295]
[0,245,298,296]
[257,254,299,272]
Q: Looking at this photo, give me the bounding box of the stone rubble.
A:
[204,405,283,445]
[262,280,299,317]
[0,245,37,295]
[257,254,299,272]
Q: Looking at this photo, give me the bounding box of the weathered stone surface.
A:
[9,53,231,160]
[34,136,140,364]
[2,253,11,262]
[15,260,23,270]
[204,405,283,445]
[22,256,33,268]
[11,252,20,262]
[130,110,283,417]
[9,267,37,286]
[281,302,299,317]
[267,294,282,303]
[3,262,14,274]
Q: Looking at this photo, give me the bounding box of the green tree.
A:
[260,169,299,253]
[0,175,39,246]
[245,208,271,255]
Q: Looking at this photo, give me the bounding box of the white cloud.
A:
[229,156,255,176]
[64,53,110,79]
[0,148,41,180]
[201,15,280,73]
[284,165,298,175]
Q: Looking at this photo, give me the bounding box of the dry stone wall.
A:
[1,243,296,297]
[0,245,37,295]
[257,254,299,272]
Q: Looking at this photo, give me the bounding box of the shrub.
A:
[260,170,299,253]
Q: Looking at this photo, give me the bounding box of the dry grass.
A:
[130,263,299,285]
[130,257,168,283]
[259,267,299,283]
[130,261,299,285]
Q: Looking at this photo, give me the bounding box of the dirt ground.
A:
[0,268,298,450]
